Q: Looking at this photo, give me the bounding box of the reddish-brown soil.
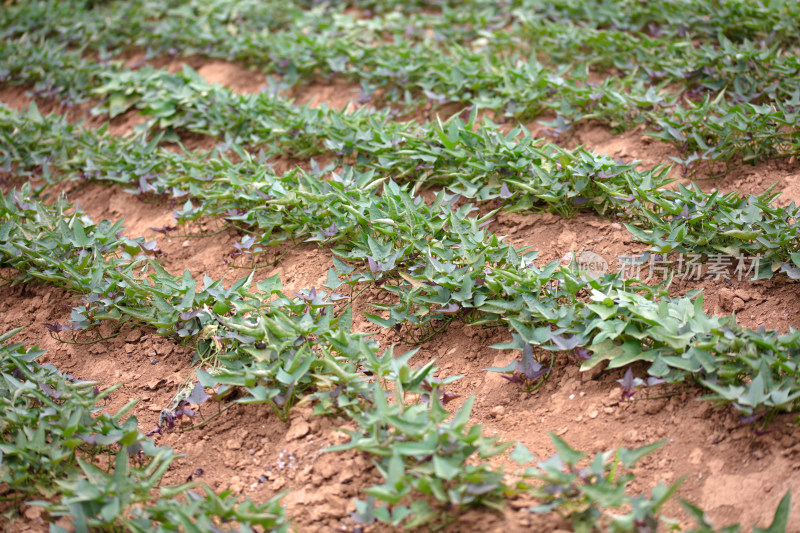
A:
[2,58,800,533]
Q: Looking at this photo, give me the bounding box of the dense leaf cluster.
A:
[2,0,799,530]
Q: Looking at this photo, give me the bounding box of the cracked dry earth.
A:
[2,57,800,532]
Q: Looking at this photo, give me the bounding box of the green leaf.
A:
[618,441,666,468]
[484,361,516,373]
[452,396,475,428]
[721,229,759,241]
[256,273,282,295]
[26,101,43,123]
[323,268,343,290]
[548,433,585,466]
[753,490,791,533]
[432,455,461,481]
[510,443,536,465]
[741,371,766,407]
[0,327,24,344]
[680,498,718,530]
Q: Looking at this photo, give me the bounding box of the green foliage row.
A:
[0,328,288,532]
[512,435,791,533]
[4,192,793,530]
[2,102,799,271]
[3,2,799,170]
[3,103,800,421]
[2,1,799,529]
[0,188,516,527]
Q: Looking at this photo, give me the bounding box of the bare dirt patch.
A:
[567,120,800,203]
[287,79,363,112]
[195,60,269,95]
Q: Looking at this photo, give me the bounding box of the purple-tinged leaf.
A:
[740,412,764,425]
[617,367,636,399]
[38,382,62,399]
[160,410,176,431]
[77,433,97,445]
[551,334,580,351]
[573,348,591,360]
[141,240,159,252]
[186,382,210,406]
[44,320,76,333]
[517,343,548,381]
[780,263,800,280]
[180,309,201,320]
[175,405,195,418]
[138,176,155,194]
[441,392,460,405]
[224,331,256,344]
[465,482,499,495]
[499,184,513,199]
[293,335,307,346]
[435,303,460,314]
[321,222,338,238]
[13,195,31,211]
[367,257,380,273]
[293,287,318,302]
[150,225,176,234]
[186,468,204,482]
[597,169,621,180]
[571,195,589,206]
[235,235,257,251]
[646,377,665,387]
[423,89,447,106]
[617,367,636,389]
[357,88,372,105]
